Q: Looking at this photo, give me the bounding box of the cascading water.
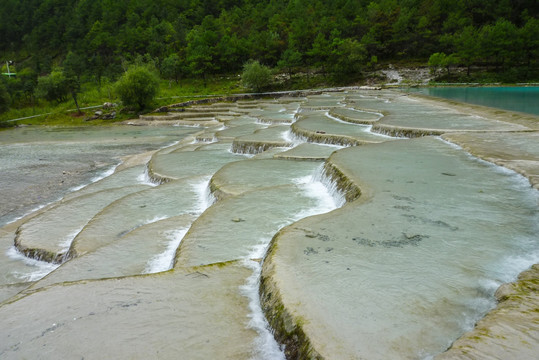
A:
[239,166,347,360]
[144,228,190,274]
[0,89,536,359]
[5,246,59,282]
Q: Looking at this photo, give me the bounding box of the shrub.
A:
[115,65,159,111]
[242,60,272,93]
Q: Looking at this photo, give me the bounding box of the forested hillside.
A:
[2,0,537,76]
[0,0,537,118]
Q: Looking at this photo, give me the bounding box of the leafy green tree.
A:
[242,60,272,93]
[14,68,38,107]
[84,20,116,86]
[489,19,519,71]
[329,36,367,81]
[185,17,219,87]
[0,82,11,113]
[521,18,539,74]
[452,26,478,76]
[216,34,247,73]
[442,53,460,76]
[36,70,70,103]
[115,65,159,111]
[479,20,519,71]
[63,51,86,82]
[428,52,446,76]
[278,48,303,80]
[35,68,82,112]
[307,33,331,76]
[160,53,184,84]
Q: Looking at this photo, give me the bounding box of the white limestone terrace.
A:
[0,88,537,359]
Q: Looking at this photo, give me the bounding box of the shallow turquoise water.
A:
[404,86,539,115]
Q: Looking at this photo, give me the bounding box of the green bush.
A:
[36,70,70,103]
[242,60,272,93]
[115,65,159,111]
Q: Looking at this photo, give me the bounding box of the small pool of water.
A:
[404,86,539,115]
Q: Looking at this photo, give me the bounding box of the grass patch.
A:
[0,76,245,129]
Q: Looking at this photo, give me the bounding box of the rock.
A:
[102,111,116,120]
[94,110,103,117]
[103,102,117,109]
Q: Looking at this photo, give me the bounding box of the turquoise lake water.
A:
[404,86,539,115]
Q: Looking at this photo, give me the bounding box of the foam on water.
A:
[254,118,272,128]
[313,165,347,207]
[59,227,84,251]
[436,136,463,150]
[72,163,120,191]
[281,129,304,146]
[142,178,216,274]
[144,228,189,274]
[293,173,342,220]
[6,246,59,282]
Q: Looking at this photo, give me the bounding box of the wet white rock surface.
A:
[0,89,537,359]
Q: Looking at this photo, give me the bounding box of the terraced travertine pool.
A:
[0,89,537,359]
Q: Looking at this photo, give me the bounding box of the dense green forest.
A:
[0,0,537,116]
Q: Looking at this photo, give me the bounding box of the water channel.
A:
[0,89,537,359]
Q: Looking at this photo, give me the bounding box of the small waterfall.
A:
[6,246,59,282]
[364,124,396,139]
[293,168,344,220]
[137,167,159,187]
[240,242,287,360]
[281,129,303,147]
[192,176,215,212]
[58,227,84,252]
[240,165,350,359]
[143,228,189,274]
[142,177,215,274]
[231,142,279,155]
[314,164,349,207]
